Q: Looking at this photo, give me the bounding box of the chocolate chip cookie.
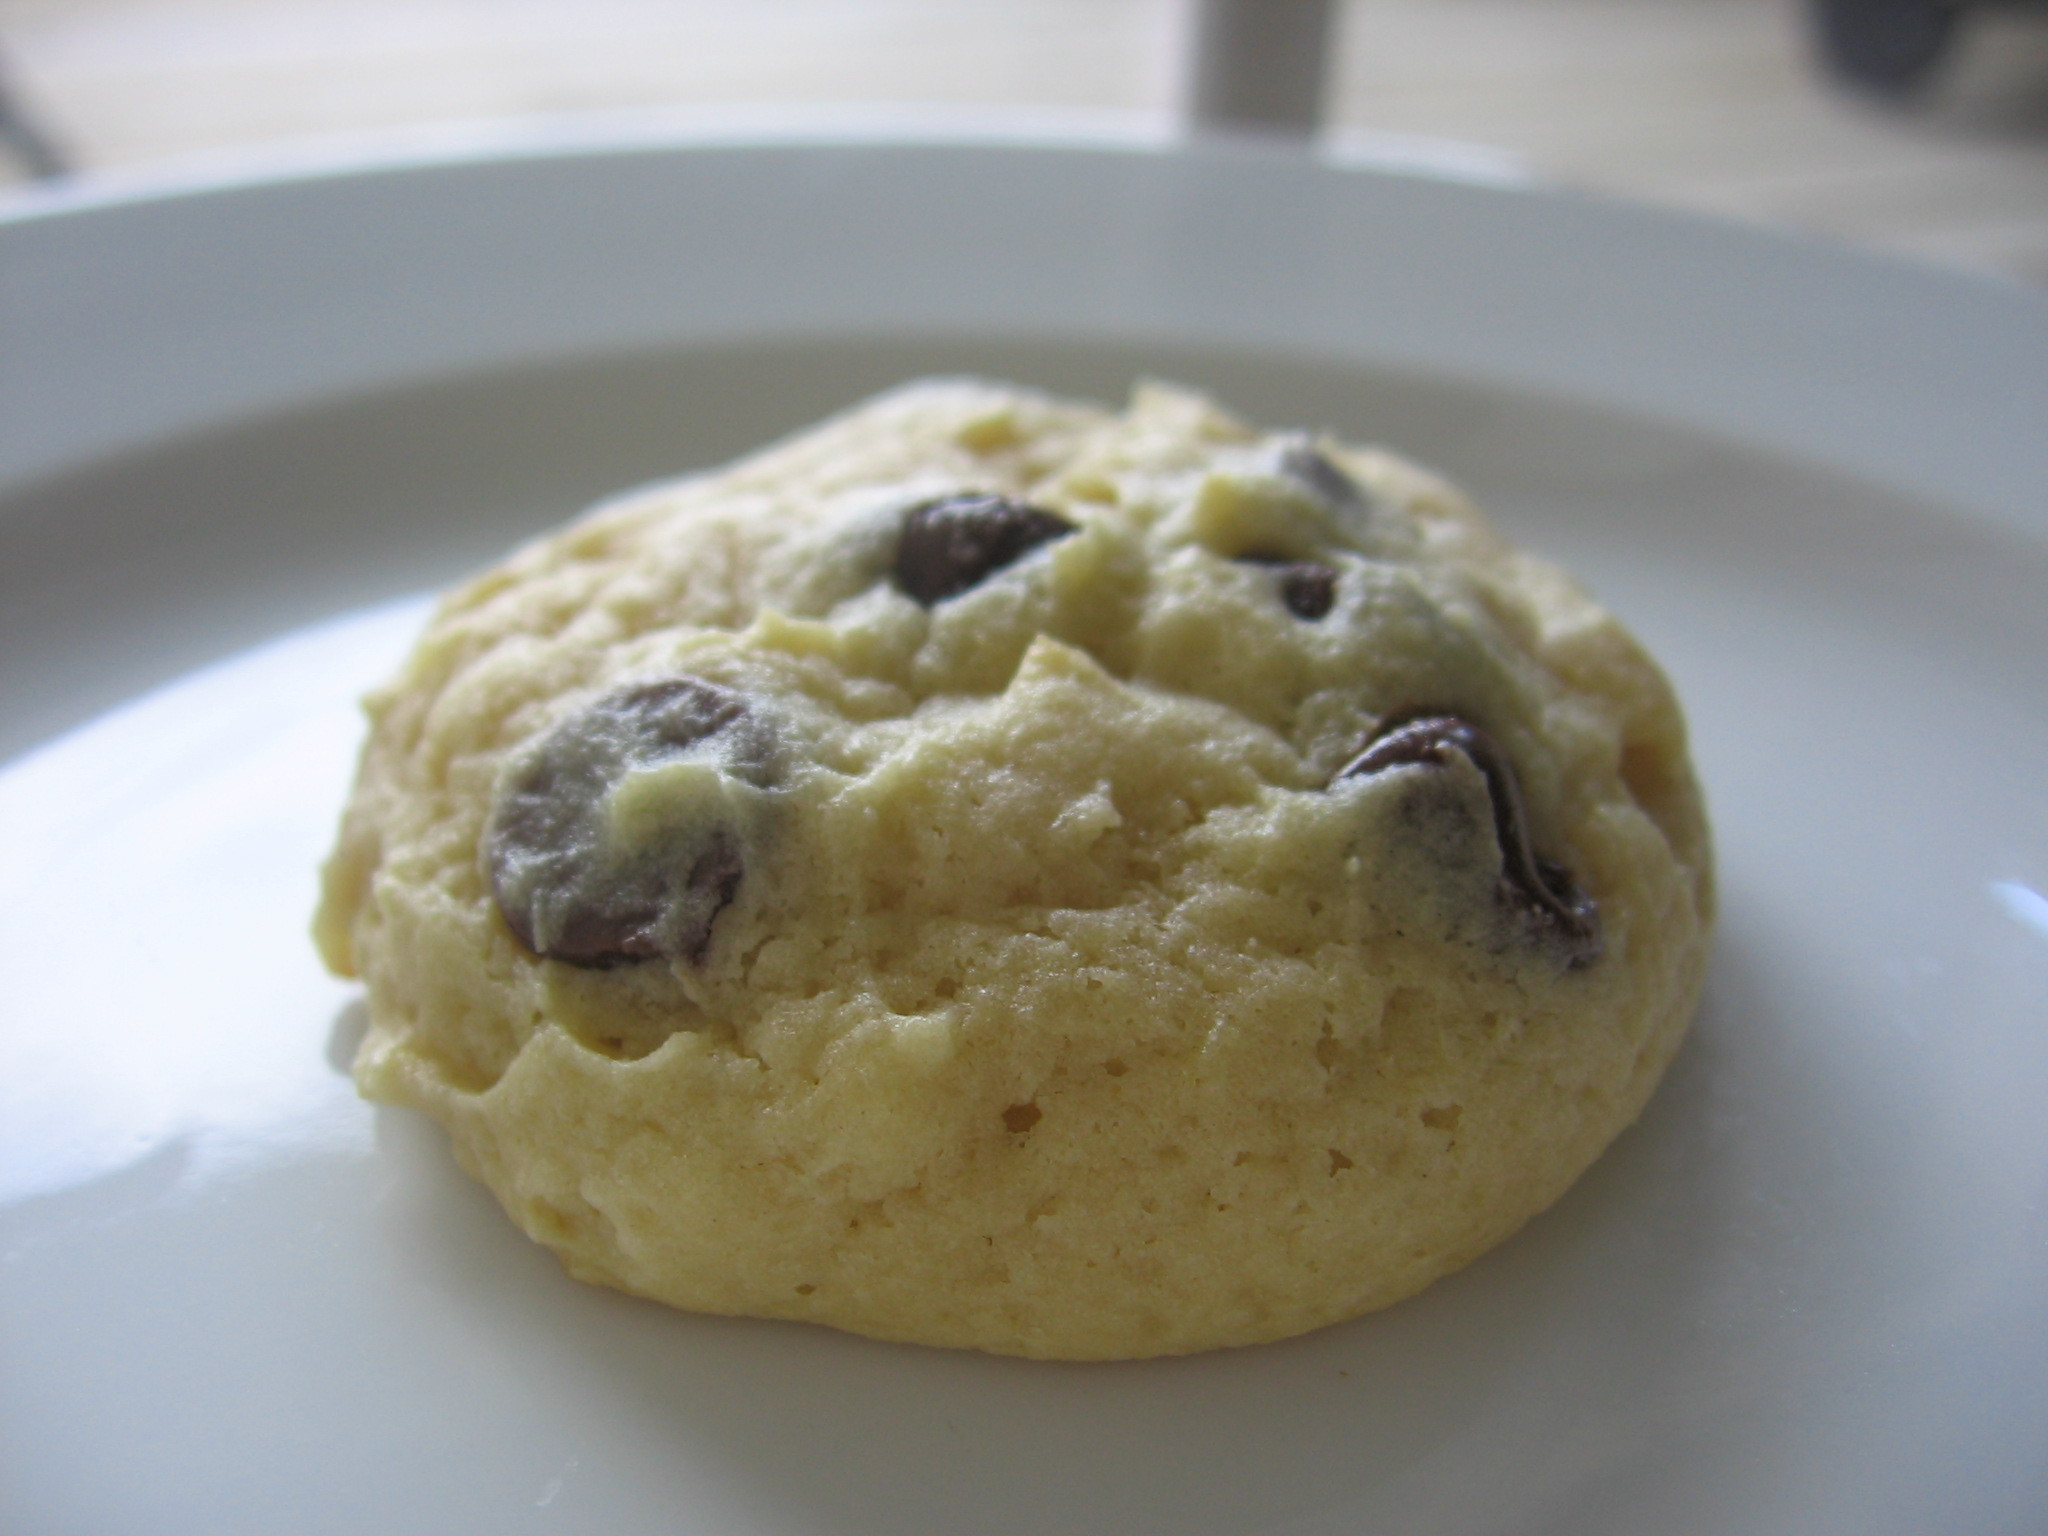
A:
[315,379,1712,1358]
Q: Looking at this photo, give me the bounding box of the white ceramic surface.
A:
[2,134,2046,1536]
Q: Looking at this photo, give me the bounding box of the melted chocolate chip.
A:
[1337,712,1600,967]
[1238,552,1338,620]
[893,494,1078,606]
[485,677,768,968]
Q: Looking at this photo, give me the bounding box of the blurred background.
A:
[0,0,2044,285]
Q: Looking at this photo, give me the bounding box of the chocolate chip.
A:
[1237,552,1338,620]
[485,677,769,968]
[893,494,1077,606]
[1337,712,1600,967]
[1278,441,1366,513]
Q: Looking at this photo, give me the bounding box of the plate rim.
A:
[3,121,2044,537]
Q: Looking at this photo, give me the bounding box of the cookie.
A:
[315,379,1712,1359]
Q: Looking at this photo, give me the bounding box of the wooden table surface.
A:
[2,0,2045,286]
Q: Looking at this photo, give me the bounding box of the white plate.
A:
[3,132,2047,1536]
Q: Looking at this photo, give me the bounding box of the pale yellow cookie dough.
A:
[316,379,1711,1359]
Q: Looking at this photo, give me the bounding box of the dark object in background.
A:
[1808,0,2044,95]
[1186,0,1337,137]
[1810,0,1959,94]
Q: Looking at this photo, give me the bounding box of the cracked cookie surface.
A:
[315,378,1712,1359]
